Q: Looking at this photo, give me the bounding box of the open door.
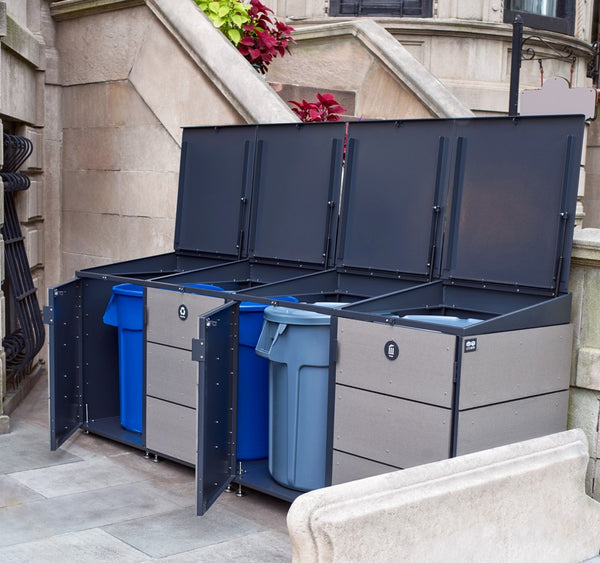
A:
[193,301,239,515]
[45,279,83,450]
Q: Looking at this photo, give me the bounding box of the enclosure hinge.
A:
[43,305,53,325]
[191,338,206,363]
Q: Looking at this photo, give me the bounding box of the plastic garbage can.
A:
[237,296,298,461]
[255,302,347,491]
[103,282,223,433]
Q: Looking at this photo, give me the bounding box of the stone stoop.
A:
[287,429,600,562]
[268,82,358,120]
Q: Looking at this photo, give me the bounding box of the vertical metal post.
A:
[509,14,523,116]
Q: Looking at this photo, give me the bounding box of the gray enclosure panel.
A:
[332,450,398,485]
[146,342,196,409]
[146,396,196,465]
[455,390,569,456]
[336,317,456,408]
[146,288,225,349]
[459,324,573,409]
[334,385,452,468]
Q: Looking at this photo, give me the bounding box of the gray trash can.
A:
[256,303,347,491]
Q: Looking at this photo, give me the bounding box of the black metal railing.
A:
[1,134,45,388]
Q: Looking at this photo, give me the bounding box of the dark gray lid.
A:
[174,125,256,258]
[248,123,346,268]
[444,114,584,295]
[336,119,453,279]
[175,123,346,268]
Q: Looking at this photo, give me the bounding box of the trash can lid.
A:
[402,315,482,328]
[264,302,348,325]
[112,283,143,297]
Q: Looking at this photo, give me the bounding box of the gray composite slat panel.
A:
[146,342,196,409]
[333,385,452,468]
[146,396,196,465]
[331,450,398,485]
[336,317,456,408]
[455,390,569,456]
[458,324,573,410]
[146,288,225,349]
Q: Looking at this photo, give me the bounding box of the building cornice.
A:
[290,17,594,57]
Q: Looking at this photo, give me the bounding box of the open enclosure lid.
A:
[175,125,257,258]
[336,120,453,280]
[444,114,584,295]
[247,122,346,268]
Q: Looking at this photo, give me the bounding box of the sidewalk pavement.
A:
[0,372,292,562]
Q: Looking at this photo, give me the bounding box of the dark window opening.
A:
[504,0,575,35]
[329,0,432,18]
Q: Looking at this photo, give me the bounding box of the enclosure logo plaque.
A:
[464,338,477,353]
[384,340,399,361]
[178,304,189,321]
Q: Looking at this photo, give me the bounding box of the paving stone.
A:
[0,481,181,547]
[0,475,44,508]
[0,528,147,563]
[103,504,264,559]
[10,456,147,498]
[0,423,81,474]
[158,529,292,562]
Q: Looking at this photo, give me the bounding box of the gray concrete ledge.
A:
[287,429,600,562]
[573,227,600,265]
[50,0,145,21]
[2,14,44,69]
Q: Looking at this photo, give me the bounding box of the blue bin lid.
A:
[264,302,348,326]
[112,283,143,297]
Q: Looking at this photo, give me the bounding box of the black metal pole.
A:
[509,14,523,116]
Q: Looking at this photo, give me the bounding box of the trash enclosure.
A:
[46,115,584,516]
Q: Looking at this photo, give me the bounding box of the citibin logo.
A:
[384,340,399,361]
[464,338,477,353]
[178,304,188,321]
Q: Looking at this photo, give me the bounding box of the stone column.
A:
[568,228,600,499]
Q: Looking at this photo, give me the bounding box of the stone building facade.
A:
[1,0,600,497]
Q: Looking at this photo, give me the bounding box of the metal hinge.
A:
[191,338,206,363]
[43,305,53,325]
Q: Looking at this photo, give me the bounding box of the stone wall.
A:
[568,228,600,499]
[0,0,48,430]
[50,0,295,280]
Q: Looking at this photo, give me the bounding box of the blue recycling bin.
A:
[103,282,223,433]
[255,303,346,491]
[237,296,298,461]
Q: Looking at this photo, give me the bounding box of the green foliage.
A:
[194,0,250,45]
